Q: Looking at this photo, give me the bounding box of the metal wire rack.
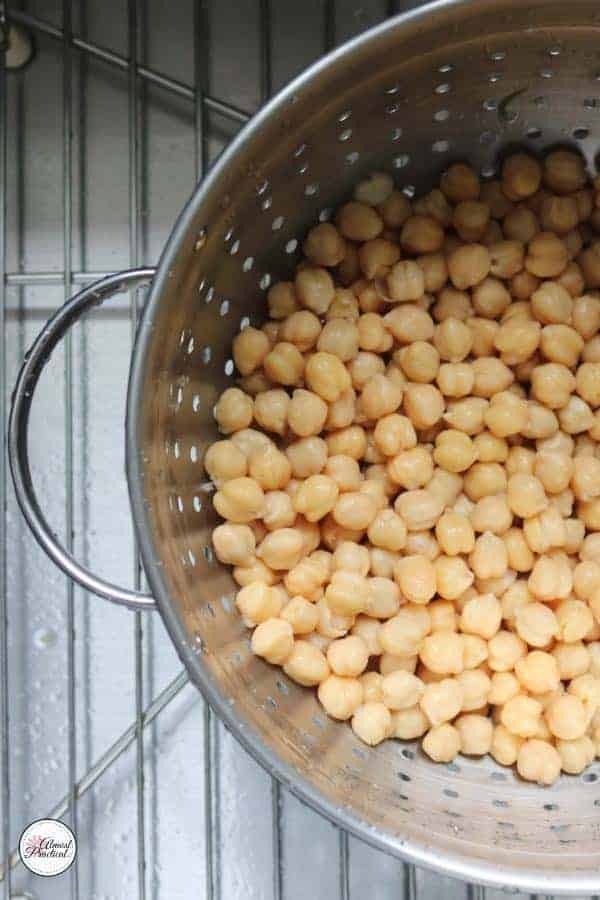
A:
[0,1,578,898]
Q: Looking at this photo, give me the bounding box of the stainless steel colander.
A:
[9,0,600,892]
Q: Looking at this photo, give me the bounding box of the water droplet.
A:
[33,627,57,649]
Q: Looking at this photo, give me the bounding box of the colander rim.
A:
[126,0,600,891]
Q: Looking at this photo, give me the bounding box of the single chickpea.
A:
[397,342,440,383]
[417,252,448,293]
[212,523,256,567]
[515,601,559,648]
[253,389,290,436]
[233,326,271,376]
[387,446,434,490]
[517,739,561,785]
[433,288,473,322]
[348,351,386,390]
[480,180,514,218]
[489,672,521,707]
[555,598,595,643]
[391,705,430,739]
[233,558,278,588]
[214,387,254,434]
[514,650,559,695]
[521,401,559,440]
[419,632,464,675]
[395,489,444,531]
[373,413,417,458]
[526,233,568,279]
[433,318,473,363]
[489,240,525,278]
[380,652,418,676]
[576,361,600,407]
[565,517,586,554]
[377,190,412,228]
[579,242,600,289]
[267,281,299,319]
[533,451,574,495]
[336,201,383,242]
[317,675,364,720]
[455,714,493,756]
[531,280,573,325]
[321,455,359,494]
[403,384,445,429]
[332,541,370,578]
[381,669,425,710]
[510,269,541,300]
[540,194,579,234]
[435,511,475,557]
[471,357,514,399]
[573,294,600,339]
[325,570,371,617]
[470,494,513,535]
[420,678,464,727]
[286,389,328,438]
[524,506,567,555]
[540,324,583,369]
[351,702,392,746]
[404,529,441,561]
[572,456,600,503]
[558,259,585,296]
[384,304,435,343]
[256,527,304,571]
[325,426,367,462]
[494,319,541,366]
[251,618,294,665]
[452,201,490,242]
[393,554,436,605]
[579,497,600,530]
[327,635,369,677]
[292,474,338,522]
[473,432,508,463]
[558,395,594,434]
[444,398,489,435]
[447,244,491,290]
[427,467,463,507]
[503,205,539,242]
[459,592,502,639]
[456,669,490,712]
[325,387,357,431]
[414,187,454,225]
[544,149,587,195]
[380,605,432,655]
[295,267,335,316]
[303,226,348,278]
[500,693,543,738]
[556,736,595,775]
[506,473,547,519]
[546,694,588,740]
[436,363,474,398]
[369,549,400,581]
[490,724,523,767]
[263,342,305,386]
[366,509,406,553]
[440,163,480,202]
[472,276,511,319]
[468,316,500,357]
[461,634,489,670]
[283,640,330,686]
[351,615,382,656]
[286,436,328,478]
[503,527,535,573]
[214,476,265,524]
[422,722,461,762]
[463,463,507,501]
[332,491,377,531]
[204,440,248,486]
[386,260,425,302]
[429,599,458,633]
[574,561,600,601]
[280,309,322,352]
[359,671,384,705]
[400,215,444,254]
[327,285,360,316]
[531,362,575,410]
[304,351,351,402]
[502,152,542,199]
[236,581,282,626]
[550,487,575,518]
[248,443,292,491]
[359,374,403,420]
[483,391,529,437]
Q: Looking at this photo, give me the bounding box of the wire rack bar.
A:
[0,670,190,881]
[0,10,11,899]
[7,9,251,125]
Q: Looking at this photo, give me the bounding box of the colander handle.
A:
[8,268,158,612]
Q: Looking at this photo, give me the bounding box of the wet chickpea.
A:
[303,222,346,267]
[510,269,540,301]
[573,294,600,340]
[204,439,248,487]
[380,605,431,656]
[440,163,480,203]
[336,201,383,242]
[503,153,542,199]
[531,362,576,410]
[432,429,476,473]
[384,304,434,343]
[395,489,444,531]
[436,362,474,398]
[483,391,529,437]
[503,527,535,573]
[547,694,588,740]
[468,317,500,359]
[572,456,600,502]
[544,149,587,195]
[386,259,425,302]
[295,267,335,316]
[427,468,463,509]
[284,640,330,686]
[367,509,407,553]
[397,342,440,383]
[214,387,254,434]
[452,200,489,242]
[435,511,475,556]
[387,446,434,490]
[377,189,411,228]
[435,556,474,601]
[404,530,441,561]
[494,319,541,368]
[286,436,328,479]
[264,342,305,386]
[433,288,473,322]
[433,318,473,363]
[447,244,491,290]
[444,397,489,435]
[489,240,525,278]
[463,463,507,501]
[394,554,436,605]
[459,591,502,639]
[351,702,392,746]
[540,324,583,367]
[326,426,367,461]
[359,374,403,420]
[400,215,444,254]
[526,233,568,279]
[373,413,417,458]
[279,310,321,352]
[403,383,445,430]
[540,194,579,234]
[470,494,512,535]
[558,395,594,434]
[503,206,539,243]
[317,675,363,720]
[268,282,299,320]
[517,739,561,785]
[579,241,600,289]
[416,252,447,293]
[332,492,377,531]
[576,361,600,407]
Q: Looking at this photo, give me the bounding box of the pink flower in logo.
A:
[24,834,44,856]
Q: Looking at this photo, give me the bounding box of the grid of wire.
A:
[0,2,576,898]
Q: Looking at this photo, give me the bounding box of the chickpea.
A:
[440,163,480,202]
[489,240,525,278]
[489,671,521,706]
[416,253,447,295]
[283,640,330,686]
[359,374,403,421]
[506,473,547,519]
[454,713,493,756]
[385,448,431,492]
[233,558,278,588]
[510,269,540,300]
[516,739,561,785]
[330,491,375,532]
[373,414,416,459]
[556,735,595,775]
[404,530,441,562]
[530,362,575,410]
[351,702,392,746]
[330,542,369,579]
[378,669,423,710]
[531,452,573,500]
[326,635,369,678]
[397,342,440,384]
[433,318,472,363]
[369,548,400,580]
[253,389,288,436]
[286,436,328,479]
[325,387,356,431]
[392,554,435,605]
[470,494,512,536]
[494,319,541,369]
[336,201,383,242]
[472,433,507,465]
[579,241,600,289]
[325,570,371,617]
[284,389,327,438]
[317,675,364,721]
[214,474,265,523]
[386,260,425,302]
[379,604,431,656]
[436,362,474,398]
[524,506,567,555]
[420,678,464,727]
[421,722,462,762]
[457,634,486,672]
[546,693,588,741]
[348,351,385,390]
[575,362,600,409]
[521,401,559,440]
[565,517,586,554]
[433,288,473,322]
[502,527,534,573]
[255,526,303,570]
[558,395,594,434]
[489,724,523,767]
[444,398,489,435]
[468,317,500,358]
[250,618,294,665]
[377,190,411,229]
[380,652,418,676]
[447,244,491,290]
[452,200,489,242]
[434,511,474,557]
[503,205,539,242]
[424,600,456,635]
[303,351,350,403]
[204,439,248,487]
[395,489,444,531]
[236,581,282,626]
[531,281,573,328]
[458,592,501,640]
[501,152,541,199]
[214,387,254,434]
[303,222,346,267]
[419,632,464,676]
[555,598,594,643]
[403,383,445,430]
[544,149,587,195]
[390,705,430,739]
[483,391,528,438]
[470,358,513,400]
[386,307,435,347]
[580,496,600,531]
[526,232,568,279]
[464,463,507,501]
[498,693,543,738]
[327,285,360,317]
[263,342,305,386]
[267,281,299,319]
[540,194,579,234]
[573,294,600,340]
[399,214,443,254]
[212,521,257,568]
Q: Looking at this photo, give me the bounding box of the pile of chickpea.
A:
[206,147,600,786]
